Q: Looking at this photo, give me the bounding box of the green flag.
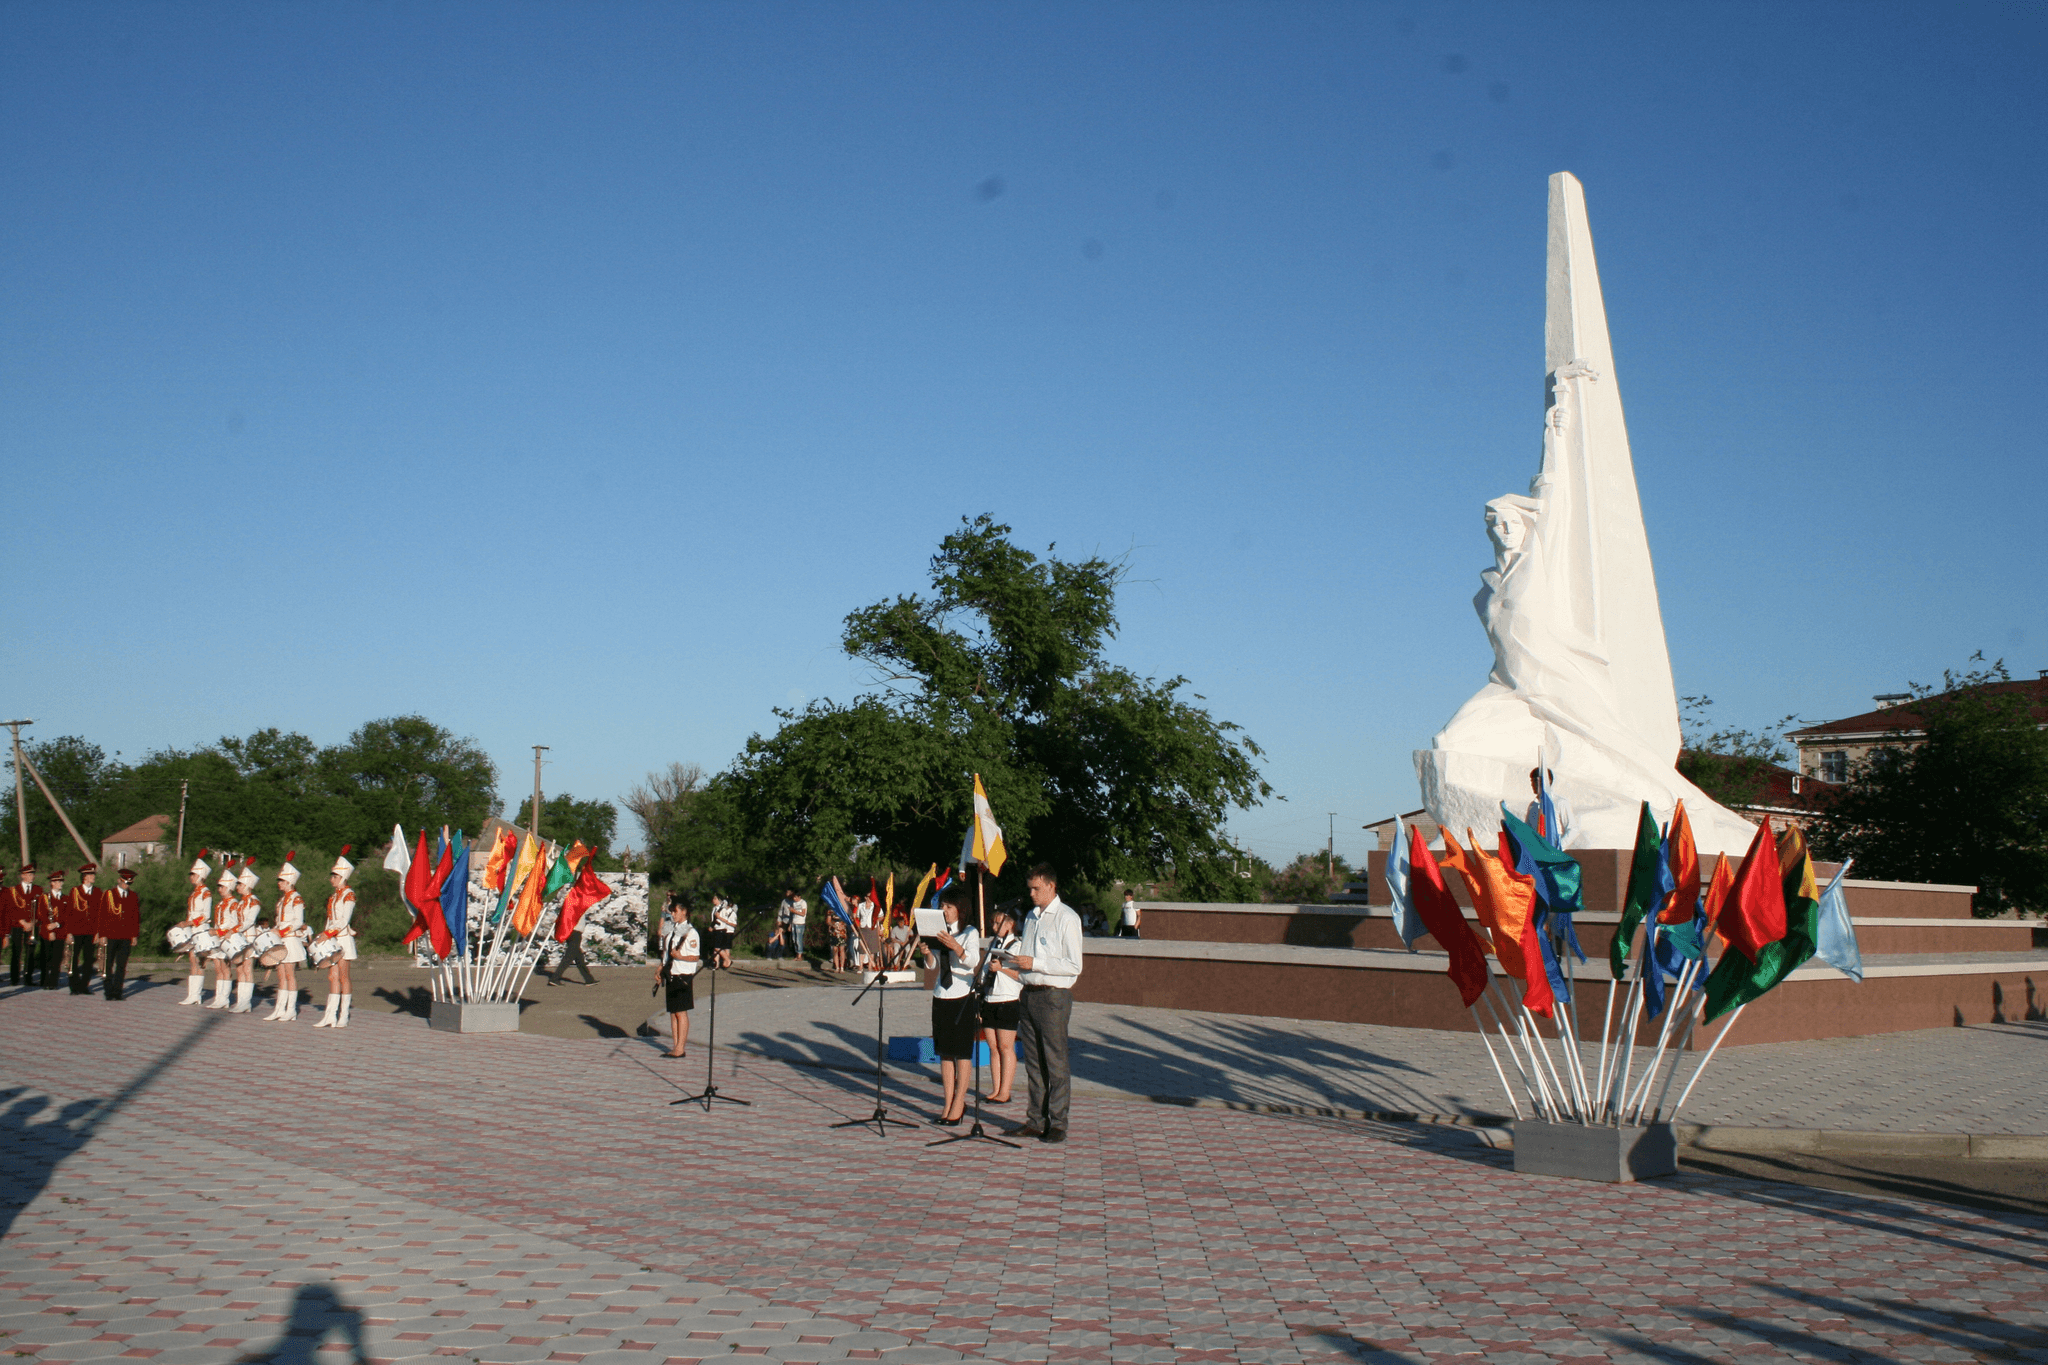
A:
[1703,834,1821,1023]
[1611,802,1663,979]
[542,843,574,899]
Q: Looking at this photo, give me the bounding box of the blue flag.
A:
[1814,862,1862,983]
[1383,815,1424,950]
[439,833,470,956]
[820,878,856,930]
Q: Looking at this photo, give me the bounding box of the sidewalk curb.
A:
[711,1042,2047,1160]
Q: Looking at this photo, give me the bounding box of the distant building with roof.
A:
[1788,674,2048,786]
[100,814,173,869]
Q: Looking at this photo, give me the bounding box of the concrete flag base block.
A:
[429,1000,520,1034]
[1513,1119,1677,1182]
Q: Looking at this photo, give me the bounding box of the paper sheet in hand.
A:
[912,907,947,940]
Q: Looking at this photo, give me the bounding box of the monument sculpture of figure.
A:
[1416,172,1758,856]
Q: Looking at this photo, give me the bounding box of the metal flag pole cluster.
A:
[385,821,621,1005]
[1393,772,1866,1131]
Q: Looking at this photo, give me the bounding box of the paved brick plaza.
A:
[3,983,2044,1364]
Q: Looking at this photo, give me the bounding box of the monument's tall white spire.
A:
[1414,173,1756,855]
[1542,170,1681,764]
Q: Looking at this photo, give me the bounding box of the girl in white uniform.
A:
[177,853,213,1005]
[658,899,701,1058]
[312,848,357,1029]
[978,906,1024,1105]
[264,855,308,1021]
[206,865,239,1009]
[922,887,982,1126]
[226,861,262,1012]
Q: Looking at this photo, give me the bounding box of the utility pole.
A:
[531,746,548,840]
[175,779,189,859]
[5,720,32,865]
[1327,813,1335,879]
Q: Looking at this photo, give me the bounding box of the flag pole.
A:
[1626,956,1705,1123]
[1480,991,1548,1120]
[1468,1002,1525,1121]
[1646,970,1708,1122]
[1668,1002,1745,1119]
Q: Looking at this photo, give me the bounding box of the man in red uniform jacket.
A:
[3,864,39,986]
[99,867,141,1000]
[35,868,66,990]
[63,863,102,995]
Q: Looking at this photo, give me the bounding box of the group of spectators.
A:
[749,883,1140,969]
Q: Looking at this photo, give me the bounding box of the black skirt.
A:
[980,997,1020,1032]
[931,994,980,1060]
[705,929,734,951]
[664,974,695,1013]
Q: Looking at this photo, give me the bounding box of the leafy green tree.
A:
[704,515,1271,900]
[1268,850,1355,905]
[1810,657,2048,917]
[514,792,619,855]
[0,735,123,863]
[1675,695,1799,809]
[327,716,499,845]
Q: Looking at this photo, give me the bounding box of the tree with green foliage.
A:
[1675,695,1798,810]
[1268,850,1355,905]
[675,515,1272,902]
[514,792,619,856]
[1809,657,2048,918]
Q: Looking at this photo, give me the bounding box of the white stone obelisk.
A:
[1415,172,1758,855]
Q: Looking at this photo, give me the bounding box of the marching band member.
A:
[62,864,100,995]
[99,868,141,1001]
[312,847,356,1028]
[37,868,67,990]
[206,863,238,1008]
[177,852,213,1004]
[5,864,38,986]
[264,854,308,1021]
[226,859,262,1012]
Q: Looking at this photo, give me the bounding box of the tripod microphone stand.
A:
[671,958,749,1112]
[832,954,918,1136]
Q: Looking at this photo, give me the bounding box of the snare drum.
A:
[216,930,251,960]
[189,928,220,957]
[251,927,286,966]
[167,922,198,950]
[308,935,343,965]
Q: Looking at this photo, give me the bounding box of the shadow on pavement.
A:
[1601,1282,2045,1362]
[0,1009,225,1237]
[1683,1145,2048,1221]
[370,984,433,1018]
[235,1282,369,1365]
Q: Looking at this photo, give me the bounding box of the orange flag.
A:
[566,840,592,874]
[482,830,518,893]
[1462,831,1536,980]
[1658,801,1702,923]
[512,842,553,935]
[1440,830,1505,964]
[1700,853,1734,943]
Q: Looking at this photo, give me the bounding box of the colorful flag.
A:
[1405,825,1490,1007]
[438,833,470,956]
[542,842,574,900]
[556,860,612,941]
[383,824,411,878]
[961,774,1008,876]
[1500,805,1587,1002]
[401,828,434,950]
[566,840,591,874]
[1658,802,1701,924]
[821,876,855,928]
[496,833,537,925]
[1814,860,1862,982]
[1612,802,1663,979]
[911,864,937,915]
[1714,818,1787,962]
[511,842,554,936]
[482,829,517,893]
[1382,814,1424,949]
[1502,829,1555,1017]
[1701,853,1734,936]
[421,834,455,959]
[1703,823,1814,1023]
[1465,830,1537,979]
[1438,830,1498,959]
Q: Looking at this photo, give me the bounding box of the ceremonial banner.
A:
[437,833,469,956]
[961,774,1007,876]
[1406,825,1490,1006]
[556,859,612,941]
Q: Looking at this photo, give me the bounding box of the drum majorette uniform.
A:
[100,869,140,1001]
[313,849,357,1029]
[205,864,240,1008]
[36,870,67,990]
[264,855,309,1021]
[225,861,261,1012]
[177,853,214,1004]
[61,865,100,995]
[6,865,43,987]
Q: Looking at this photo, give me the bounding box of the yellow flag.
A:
[884,872,895,919]
[910,863,937,914]
[965,774,1007,877]
[512,840,552,935]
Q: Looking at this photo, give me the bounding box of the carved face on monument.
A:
[1483,495,1540,567]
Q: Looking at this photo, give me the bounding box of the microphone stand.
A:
[832,949,917,1136]
[671,956,749,1112]
[928,960,1017,1150]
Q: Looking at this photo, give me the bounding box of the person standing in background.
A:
[177,854,213,1004]
[62,864,101,993]
[99,867,140,1001]
[708,892,737,969]
[1004,863,1083,1144]
[1117,889,1142,939]
[312,850,357,1029]
[4,864,39,986]
[782,888,807,960]
[35,868,67,989]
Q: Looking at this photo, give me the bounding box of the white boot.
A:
[230,981,253,1013]
[207,975,232,1008]
[313,995,339,1027]
[334,995,351,1029]
[181,974,205,1005]
[282,990,299,1021]
[262,990,285,1021]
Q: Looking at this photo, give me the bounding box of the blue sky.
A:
[4,1,2043,867]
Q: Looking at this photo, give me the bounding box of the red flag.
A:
[403,828,455,958]
[1658,801,1702,923]
[402,829,432,947]
[555,861,612,942]
[1718,817,1787,963]
[1406,826,1490,1008]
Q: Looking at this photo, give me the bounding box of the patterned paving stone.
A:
[3,984,2045,1364]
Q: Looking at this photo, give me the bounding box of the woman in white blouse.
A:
[922,886,981,1125]
[659,897,701,1058]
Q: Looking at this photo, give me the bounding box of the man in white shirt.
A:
[1004,863,1083,1143]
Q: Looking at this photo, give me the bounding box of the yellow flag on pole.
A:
[961,774,1007,877]
[911,864,937,913]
